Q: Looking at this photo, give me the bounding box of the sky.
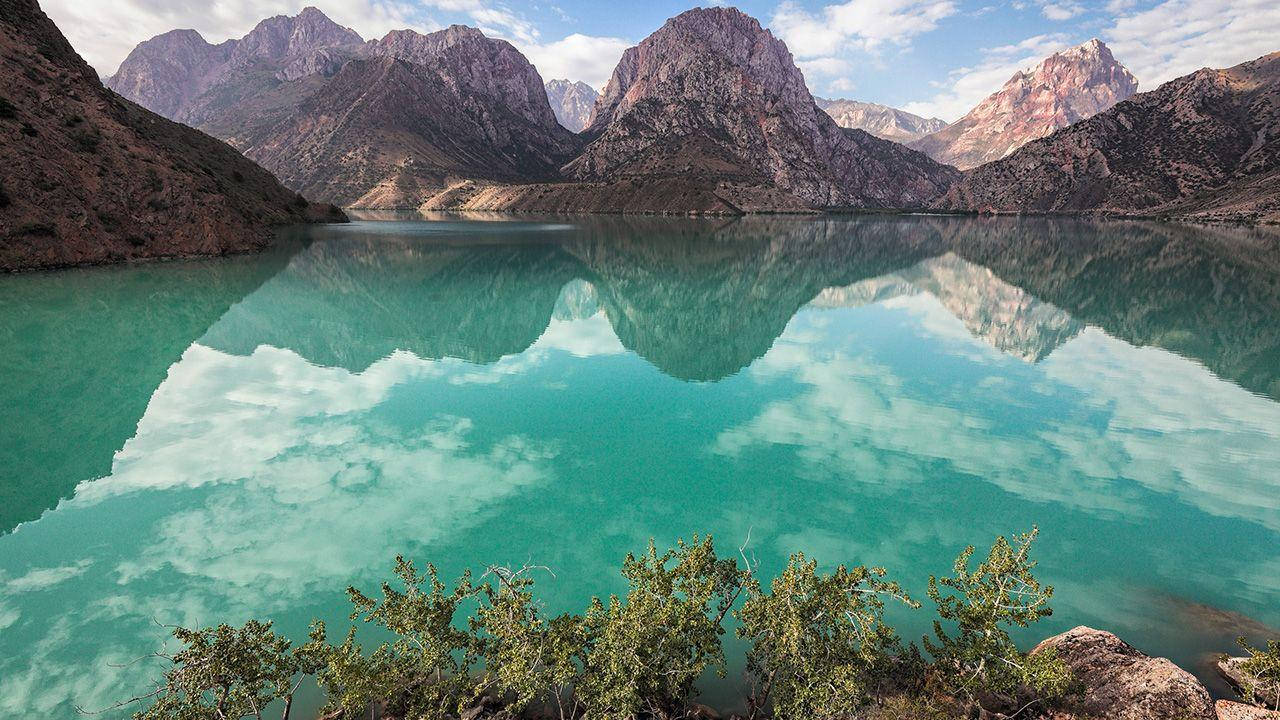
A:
[42,0,1280,123]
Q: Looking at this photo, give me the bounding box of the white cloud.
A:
[1103,0,1280,89]
[901,32,1072,122]
[516,32,631,90]
[770,0,957,58]
[1041,2,1085,20]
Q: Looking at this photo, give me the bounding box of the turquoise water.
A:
[1,215,1278,717]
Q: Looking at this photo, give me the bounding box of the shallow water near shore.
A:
[1,214,1279,717]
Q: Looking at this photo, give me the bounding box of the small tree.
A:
[1236,637,1280,711]
[310,556,482,720]
[132,620,307,720]
[736,552,920,720]
[471,565,585,719]
[924,527,1073,718]
[576,535,748,720]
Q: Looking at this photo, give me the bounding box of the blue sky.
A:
[45,0,1280,122]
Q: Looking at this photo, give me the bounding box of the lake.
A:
[1,215,1278,718]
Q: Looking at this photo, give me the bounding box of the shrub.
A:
[575,536,748,720]
[72,128,102,153]
[0,96,16,119]
[312,556,482,720]
[0,182,10,209]
[923,527,1073,717]
[737,553,920,720]
[1236,637,1280,711]
[471,566,584,717]
[132,620,309,720]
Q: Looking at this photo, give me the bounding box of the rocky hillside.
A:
[815,98,947,142]
[545,79,598,132]
[561,7,959,210]
[0,0,342,271]
[107,10,577,208]
[938,52,1280,223]
[911,39,1137,170]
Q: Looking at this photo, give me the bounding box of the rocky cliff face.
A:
[545,79,598,132]
[108,10,576,208]
[938,52,1280,223]
[911,39,1137,170]
[0,0,342,271]
[815,98,947,142]
[564,7,959,209]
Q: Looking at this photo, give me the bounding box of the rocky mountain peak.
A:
[911,38,1138,169]
[368,25,560,130]
[231,7,363,65]
[545,79,599,132]
[568,5,958,209]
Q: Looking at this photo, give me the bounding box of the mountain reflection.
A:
[203,214,1280,394]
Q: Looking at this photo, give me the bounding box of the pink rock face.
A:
[568,7,959,209]
[912,39,1138,170]
[545,79,599,132]
[937,51,1280,223]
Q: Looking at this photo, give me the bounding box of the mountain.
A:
[910,39,1138,170]
[937,52,1280,223]
[0,0,342,271]
[814,98,947,142]
[106,7,364,123]
[545,79,599,132]
[107,10,577,208]
[428,8,959,214]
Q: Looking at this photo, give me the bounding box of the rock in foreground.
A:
[1032,626,1216,720]
[0,0,343,271]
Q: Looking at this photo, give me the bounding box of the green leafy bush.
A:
[311,556,482,720]
[575,536,748,720]
[1236,637,1280,710]
[737,553,919,720]
[132,620,307,720]
[923,527,1073,716]
[470,566,584,717]
[129,532,1081,720]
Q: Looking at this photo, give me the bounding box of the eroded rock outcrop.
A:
[1032,626,1216,720]
[912,39,1137,170]
[937,51,1280,223]
[0,0,342,271]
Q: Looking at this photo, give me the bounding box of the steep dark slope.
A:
[0,0,342,271]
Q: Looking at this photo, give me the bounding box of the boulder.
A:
[1031,626,1215,720]
[1216,699,1280,720]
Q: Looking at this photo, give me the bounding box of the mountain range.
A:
[106,10,577,208]
[814,98,947,143]
[4,0,1279,272]
[0,0,343,271]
